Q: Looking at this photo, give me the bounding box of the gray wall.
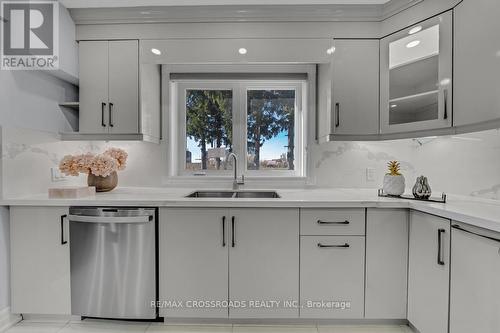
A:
[0,71,77,134]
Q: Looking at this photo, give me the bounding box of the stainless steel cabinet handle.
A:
[452,224,500,243]
[437,228,445,265]
[60,214,68,245]
[101,102,106,127]
[109,102,114,127]
[231,216,235,247]
[317,220,350,225]
[317,243,350,248]
[222,216,226,247]
[443,89,448,120]
[335,102,340,127]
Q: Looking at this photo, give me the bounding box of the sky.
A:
[187,130,289,163]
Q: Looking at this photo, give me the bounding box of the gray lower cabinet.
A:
[160,208,229,318]
[450,222,500,333]
[408,210,450,333]
[365,209,408,319]
[228,208,299,318]
[300,208,365,318]
[300,235,365,318]
[10,207,71,315]
[160,208,299,319]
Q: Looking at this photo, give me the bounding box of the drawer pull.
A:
[437,228,445,266]
[317,243,350,248]
[317,220,350,225]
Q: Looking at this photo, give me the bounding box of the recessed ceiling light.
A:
[406,40,420,48]
[238,48,247,55]
[390,104,397,108]
[408,26,423,35]
[151,48,161,55]
[326,46,336,55]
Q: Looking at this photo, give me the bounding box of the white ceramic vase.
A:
[383,174,405,196]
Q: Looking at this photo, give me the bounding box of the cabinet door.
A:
[317,62,334,141]
[300,236,365,319]
[10,207,71,315]
[365,209,408,319]
[450,223,500,333]
[454,0,500,127]
[229,209,299,318]
[332,39,379,136]
[408,211,450,333]
[380,11,453,134]
[79,41,109,133]
[160,208,229,318]
[108,40,139,134]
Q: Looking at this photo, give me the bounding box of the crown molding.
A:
[68,0,419,24]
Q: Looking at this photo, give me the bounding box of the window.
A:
[175,80,305,177]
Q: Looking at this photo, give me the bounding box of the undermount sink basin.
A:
[186,190,280,199]
[186,191,235,198]
[233,191,280,198]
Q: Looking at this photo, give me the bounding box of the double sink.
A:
[186,190,280,199]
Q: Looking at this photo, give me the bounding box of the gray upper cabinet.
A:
[75,40,161,142]
[380,11,453,134]
[317,39,379,141]
[107,41,140,134]
[332,39,380,137]
[454,0,500,128]
[79,41,109,134]
[80,40,139,134]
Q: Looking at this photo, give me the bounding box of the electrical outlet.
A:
[51,167,66,182]
[366,168,375,182]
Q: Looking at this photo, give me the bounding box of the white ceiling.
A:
[60,0,390,8]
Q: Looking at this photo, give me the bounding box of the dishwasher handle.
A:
[68,214,152,224]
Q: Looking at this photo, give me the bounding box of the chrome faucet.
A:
[228,153,245,190]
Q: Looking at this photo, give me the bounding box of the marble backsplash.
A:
[2,126,500,200]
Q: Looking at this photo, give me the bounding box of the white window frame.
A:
[174,79,305,177]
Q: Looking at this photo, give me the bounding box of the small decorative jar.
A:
[412,176,432,199]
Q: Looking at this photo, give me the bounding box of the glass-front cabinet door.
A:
[380,11,453,134]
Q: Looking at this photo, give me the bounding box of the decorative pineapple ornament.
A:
[383,161,405,196]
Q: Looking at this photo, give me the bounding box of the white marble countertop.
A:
[2,187,500,233]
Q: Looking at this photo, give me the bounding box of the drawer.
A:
[300,236,365,319]
[300,208,365,235]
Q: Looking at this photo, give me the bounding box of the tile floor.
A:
[4,319,415,333]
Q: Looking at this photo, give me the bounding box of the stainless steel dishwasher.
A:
[69,207,157,320]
